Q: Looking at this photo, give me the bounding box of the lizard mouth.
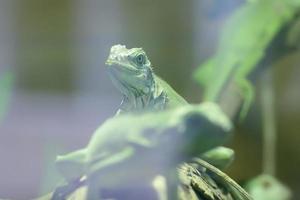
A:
[106,60,151,96]
[106,59,141,76]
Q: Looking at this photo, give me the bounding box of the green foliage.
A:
[194,0,300,118]
[0,72,13,122]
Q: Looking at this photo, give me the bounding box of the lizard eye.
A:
[136,54,145,66]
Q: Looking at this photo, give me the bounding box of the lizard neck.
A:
[121,76,167,112]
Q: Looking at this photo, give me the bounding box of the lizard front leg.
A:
[235,78,255,120]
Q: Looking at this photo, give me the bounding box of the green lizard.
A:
[106,44,187,114]
[104,45,250,200]
[105,44,234,169]
[194,0,300,120]
[53,45,252,200]
[55,103,232,199]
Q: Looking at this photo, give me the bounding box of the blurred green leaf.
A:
[194,0,300,117]
[0,72,13,122]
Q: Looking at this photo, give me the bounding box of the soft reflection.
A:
[0,0,299,199]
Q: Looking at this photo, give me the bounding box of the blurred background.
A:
[0,0,299,199]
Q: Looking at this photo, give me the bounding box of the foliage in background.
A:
[287,15,300,48]
[193,0,300,118]
[193,0,300,199]
[0,72,13,122]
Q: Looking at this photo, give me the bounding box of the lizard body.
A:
[194,0,300,119]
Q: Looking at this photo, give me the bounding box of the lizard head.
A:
[106,44,154,97]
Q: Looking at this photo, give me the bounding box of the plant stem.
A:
[261,69,277,176]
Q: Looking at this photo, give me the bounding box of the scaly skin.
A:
[106,44,187,114]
